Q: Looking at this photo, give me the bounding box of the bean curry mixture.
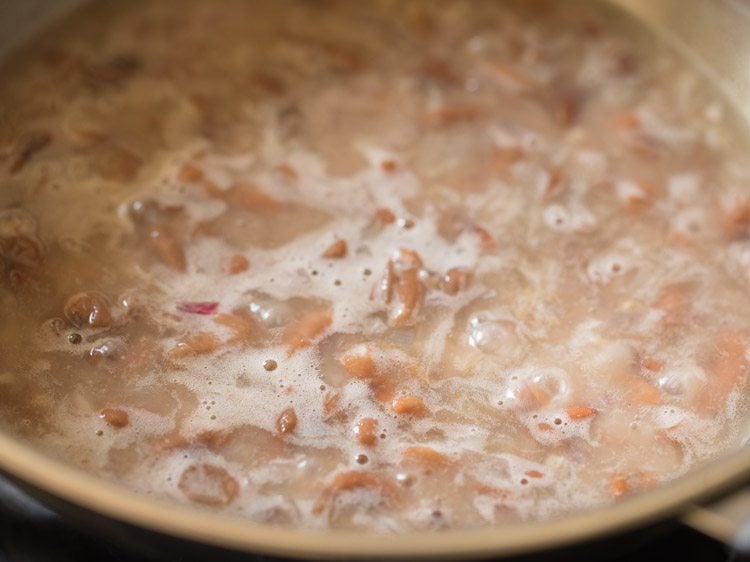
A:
[0,0,749,531]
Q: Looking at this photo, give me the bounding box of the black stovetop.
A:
[0,475,744,562]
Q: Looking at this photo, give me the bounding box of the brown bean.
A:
[439,267,472,295]
[376,248,426,326]
[490,146,524,174]
[214,311,257,345]
[323,391,347,424]
[654,283,691,329]
[322,239,347,259]
[100,146,142,182]
[7,268,34,290]
[227,254,250,275]
[178,463,239,507]
[418,57,464,86]
[565,406,597,420]
[275,163,298,181]
[99,408,129,428]
[608,473,629,498]
[372,260,396,304]
[0,236,43,268]
[392,267,423,326]
[352,418,378,447]
[224,183,283,214]
[9,131,52,174]
[64,292,112,328]
[169,332,221,358]
[177,163,204,183]
[340,349,376,379]
[421,104,483,127]
[195,429,234,450]
[276,407,298,435]
[84,54,141,89]
[699,331,749,414]
[470,224,495,251]
[641,356,665,373]
[148,225,187,272]
[381,160,398,173]
[392,395,430,417]
[613,112,640,131]
[251,71,286,96]
[373,208,396,225]
[283,309,332,354]
[514,383,551,411]
[552,89,584,127]
[481,60,541,90]
[402,446,452,469]
[321,470,400,508]
[393,248,423,270]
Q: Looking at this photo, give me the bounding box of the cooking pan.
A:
[0,0,749,559]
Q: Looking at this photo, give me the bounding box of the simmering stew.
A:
[0,0,749,531]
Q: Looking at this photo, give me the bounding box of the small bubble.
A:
[264,359,278,372]
[355,454,369,465]
[95,430,103,436]
[68,333,82,345]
